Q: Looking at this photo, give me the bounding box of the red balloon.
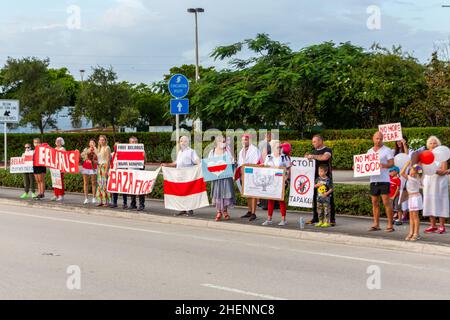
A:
[419,150,435,165]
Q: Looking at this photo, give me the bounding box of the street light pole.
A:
[187,8,204,83]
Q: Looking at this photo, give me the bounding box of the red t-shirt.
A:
[389,177,401,198]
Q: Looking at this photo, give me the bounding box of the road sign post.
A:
[0,100,20,170]
[168,75,190,153]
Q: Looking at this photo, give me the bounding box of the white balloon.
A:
[432,146,450,163]
[394,153,409,170]
[422,162,439,176]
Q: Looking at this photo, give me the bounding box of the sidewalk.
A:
[1,187,450,255]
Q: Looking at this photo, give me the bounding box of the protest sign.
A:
[116,144,145,169]
[9,151,34,173]
[353,152,381,178]
[201,154,233,182]
[242,165,285,201]
[50,168,63,189]
[34,145,79,173]
[107,168,160,195]
[378,123,402,142]
[288,157,316,208]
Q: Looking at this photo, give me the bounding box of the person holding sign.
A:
[261,140,291,226]
[128,136,147,211]
[32,138,47,199]
[367,132,395,232]
[51,137,66,201]
[19,143,37,199]
[237,134,261,222]
[163,135,200,216]
[208,136,236,221]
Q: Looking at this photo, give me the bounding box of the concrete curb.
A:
[1,198,450,257]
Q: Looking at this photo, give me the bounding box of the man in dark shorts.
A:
[367,132,395,232]
[305,135,336,226]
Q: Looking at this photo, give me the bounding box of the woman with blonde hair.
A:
[96,135,111,207]
[81,138,98,205]
[423,136,449,234]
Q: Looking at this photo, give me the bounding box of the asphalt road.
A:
[1,203,450,300]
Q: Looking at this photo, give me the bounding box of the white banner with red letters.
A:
[9,151,34,173]
[378,123,402,142]
[353,152,381,177]
[50,168,63,189]
[107,168,160,195]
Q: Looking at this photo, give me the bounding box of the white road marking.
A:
[201,283,286,300]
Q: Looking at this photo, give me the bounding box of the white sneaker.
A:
[278,220,288,226]
[91,198,96,204]
[262,219,273,226]
[83,198,89,205]
[56,196,64,201]
[50,196,57,201]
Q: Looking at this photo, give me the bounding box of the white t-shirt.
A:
[368,145,393,183]
[176,147,199,168]
[264,154,291,168]
[238,144,261,167]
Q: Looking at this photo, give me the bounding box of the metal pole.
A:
[195,12,200,82]
[176,114,180,153]
[4,122,7,170]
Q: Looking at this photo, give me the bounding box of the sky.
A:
[0,0,449,84]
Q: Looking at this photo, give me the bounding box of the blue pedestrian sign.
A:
[168,74,189,99]
[170,99,189,115]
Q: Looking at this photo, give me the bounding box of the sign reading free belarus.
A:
[353,152,381,178]
[116,144,145,169]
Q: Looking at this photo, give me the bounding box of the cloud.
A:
[100,0,161,29]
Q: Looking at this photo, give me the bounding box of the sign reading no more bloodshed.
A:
[353,152,381,178]
[378,123,402,142]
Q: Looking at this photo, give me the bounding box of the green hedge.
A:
[317,127,450,146]
[0,169,375,216]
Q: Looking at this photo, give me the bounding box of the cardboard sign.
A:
[50,168,63,189]
[116,144,145,169]
[201,154,234,182]
[353,152,381,178]
[34,145,79,174]
[9,151,34,173]
[107,168,160,195]
[242,165,285,201]
[378,123,402,142]
[288,157,316,208]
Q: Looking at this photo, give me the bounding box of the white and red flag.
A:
[162,165,209,211]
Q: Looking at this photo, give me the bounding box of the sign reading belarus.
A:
[116,144,145,169]
[0,99,20,123]
[201,155,234,182]
[378,123,402,142]
[353,152,381,178]
[107,168,160,195]
[9,151,34,173]
[34,144,80,174]
[288,157,316,208]
[50,168,63,189]
[168,74,189,98]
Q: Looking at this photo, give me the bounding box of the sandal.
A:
[405,234,413,241]
[384,227,395,233]
[215,212,222,221]
[368,226,381,232]
[223,212,231,220]
[410,234,421,241]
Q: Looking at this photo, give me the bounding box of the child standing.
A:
[400,162,423,241]
[314,164,334,228]
[389,166,402,225]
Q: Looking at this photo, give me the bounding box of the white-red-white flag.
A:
[162,165,210,211]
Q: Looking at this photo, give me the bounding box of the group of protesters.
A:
[17,131,450,240]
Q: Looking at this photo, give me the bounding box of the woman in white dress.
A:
[423,136,449,234]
